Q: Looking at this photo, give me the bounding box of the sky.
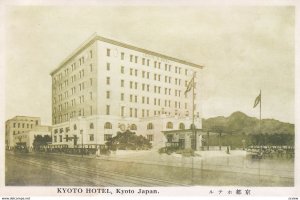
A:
[4,5,295,125]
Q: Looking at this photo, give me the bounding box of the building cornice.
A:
[50,34,204,76]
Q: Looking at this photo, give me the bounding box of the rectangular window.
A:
[104,134,112,141]
[130,108,133,117]
[106,77,110,85]
[130,95,133,102]
[106,91,110,99]
[135,69,138,76]
[142,58,145,65]
[121,66,124,74]
[130,81,133,89]
[142,84,145,91]
[59,135,62,142]
[121,106,125,117]
[90,50,93,58]
[106,63,110,70]
[142,109,145,117]
[134,108,137,117]
[130,55,133,62]
[107,48,110,56]
[121,93,124,101]
[121,80,124,87]
[135,56,138,63]
[121,52,125,60]
[147,134,153,141]
[89,134,94,141]
[130,68,133,75]
[135,82,137,89]
[147,59,150,66]
[106,105,110,115]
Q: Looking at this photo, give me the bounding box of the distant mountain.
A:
[202,111,294,135]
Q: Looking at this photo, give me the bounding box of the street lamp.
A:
[80,129,83,158]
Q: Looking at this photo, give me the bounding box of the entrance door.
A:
[179,139,185,149]
[191,138,196,150]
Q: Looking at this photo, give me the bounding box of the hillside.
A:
[202,111,294,135]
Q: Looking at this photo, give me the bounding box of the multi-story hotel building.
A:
[50,34,203,149]
[5,116,41,149]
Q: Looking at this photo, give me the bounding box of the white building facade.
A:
[13,125,51,151]
[50,35,203,149]
[5,116,41,149]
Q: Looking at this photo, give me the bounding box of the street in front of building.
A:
[6,148,293,186]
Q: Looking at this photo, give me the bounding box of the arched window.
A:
[104,122,112,129]
[179,123,185,130]
[166,122,173,129]
[131,124,137,130]
[147,123,154,130]
[73,124,77,130]
[90,123,94,129]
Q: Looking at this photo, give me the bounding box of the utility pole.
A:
[80,129,83,158]
[207,131,210,151]
[192,72,196,150]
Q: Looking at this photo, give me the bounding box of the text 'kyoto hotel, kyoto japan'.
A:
[50,34,204,150]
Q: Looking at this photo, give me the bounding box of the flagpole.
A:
[193,73,196,150]
[259,89,262,145]
[192,72,196,185]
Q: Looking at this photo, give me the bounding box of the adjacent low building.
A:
[13,125,51,151]
[5,116,51,150]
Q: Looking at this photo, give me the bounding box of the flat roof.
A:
[162,129,203,134]
[50,34,204,75]
[6,116,40,122]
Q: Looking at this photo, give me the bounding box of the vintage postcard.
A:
[0,0,299,199]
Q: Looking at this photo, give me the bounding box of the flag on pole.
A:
[184,74,195,95]
[253,92,261,108]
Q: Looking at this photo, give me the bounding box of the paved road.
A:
[5,152,293,186]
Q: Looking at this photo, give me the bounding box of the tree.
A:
[33,135,52,151]
[105,130,152,151]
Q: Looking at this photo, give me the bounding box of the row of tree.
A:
[32,131,152,151]
[203,133,294,148]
